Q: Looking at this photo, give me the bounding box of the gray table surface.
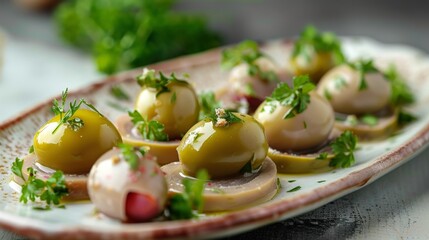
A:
[1,0,429,239]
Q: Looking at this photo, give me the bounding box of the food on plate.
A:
[88,144,167,222]
[217,40,290,112]
[162,108,278,211]
[254,75,358,173]
[289,25,345,83]
[317,60,415,139]
[12,89,122,202]
[117,68,200,164]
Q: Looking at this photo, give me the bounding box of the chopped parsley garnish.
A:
[316,152,329,160]
[292,25,345,64]
[288,180,296,183]
[361,114,379,126]
[287,186,302,193]
[136,68,187,97]
[347,59,379,91]
[51,88,101,133]
[384,65,415,106]
[12,158,68,209]
[128,110,168,141]
[198,91,221,120]
[170,92,177,104]
[317,180,326,183]
[166,170,209,220]
[265,75,315,119]
[118,143,148,171]
[221,40,279,82]
[329,130,358,168]
[397,110,417,125]
[209,108,243,127]
[28,145,34,154]
[110,85,130,101]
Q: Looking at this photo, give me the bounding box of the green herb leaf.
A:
[51,88,102,134]
[317,180,326,183]
[128,110,169,141]
[222,40,279,82]
[361,114,379,126]
[316,152,329,160]
[137,69,187,97]
[167,169,209,220]
[287,186,301,192]
[110,86,130,101]
[347,59,379,91]
[198,91,221,120]
[12,158,68,208]
[292,25,345,64]
[28,145,34,154]
[265,75,315,119]
[288,180,296,183]
[384,65,415,106]
[209,108,243,127]
[397,110,417,125]
[329,130,358,168]
[118,143,148,170]
[55,0,222,74]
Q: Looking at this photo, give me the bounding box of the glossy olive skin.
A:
[34,109,122,174]
[178,113,268,179]
[254,92,334,152]
[135,82,200,140]
[317,64,391,114]
[290,51,335,83]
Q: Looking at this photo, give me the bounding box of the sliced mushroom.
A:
[116,114,180,165]
[161,158,278,212]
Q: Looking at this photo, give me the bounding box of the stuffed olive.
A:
[178,109,268,179]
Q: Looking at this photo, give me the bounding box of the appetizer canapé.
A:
[13,89,122,202]
[116,68,200,164]
[254,75,358,173]
[217,40,290,112]
[317,60,415,139]
[289,25,345,83]
[162,108,278,212]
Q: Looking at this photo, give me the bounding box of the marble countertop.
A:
[1,1,429,239]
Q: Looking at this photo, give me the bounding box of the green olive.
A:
[290,51,335,83]
[317,64,391,114]
[177,113,268,179]
[33,109,122,174]
[135,81,199,140]
[254,92,334,152]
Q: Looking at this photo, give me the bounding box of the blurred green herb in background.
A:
[55,0,222,74]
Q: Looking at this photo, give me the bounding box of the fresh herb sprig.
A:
[128,110,168,141]
[265,75,316,119]
[137,69,187,97]
[51,88,101,133]
[118,143,148,170]
[198,91,221,120]
[221,40,279,82]
[329,130,358,168]
[292,25,345,64]
[347,59,379,91]
[166,170,209,220]
[384,65,415,106]
[209,108,243,127]
[12,158,68,209]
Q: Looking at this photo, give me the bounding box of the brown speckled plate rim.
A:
[1,40,429,240]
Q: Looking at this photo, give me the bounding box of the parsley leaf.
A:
[128,110,169,141]
[221,40,279,82]
[118,143,148,170]
[287,186,302,192]
[198,91,221,120]
[347,59,379,91]
[397,110,417,125]
[52,88,102,134]
[361,114,379,126]
[292,25,345,64]
[265,75,315,119]
[383,65,414,106]
[166,169,209,220]
[208,108,243,127]
[329,130,358,168]
[137,69,187,97]
[110,85,130,101]
[12,158,68,208]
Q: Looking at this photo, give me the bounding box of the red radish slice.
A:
[125,192,160,222]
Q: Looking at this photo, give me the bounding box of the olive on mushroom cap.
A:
[177,109,268,179]
[134,68,200,140]
[317,62,391,115]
